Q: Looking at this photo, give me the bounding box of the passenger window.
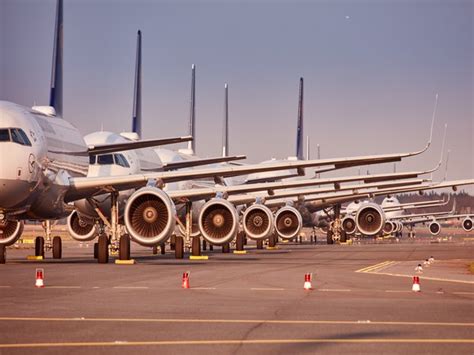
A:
[0,129,10,142]
[18,129,32,146]
[97,154,114,165]
[89,155,96,165]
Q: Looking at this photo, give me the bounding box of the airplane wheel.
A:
[256,239,264,249]
[152,245,158,255]
[0,245,5,264]
[93,242,98,258]
[175,237,184,259]
[192,237,201,256]
[340,230,347,243]
[202,239,207,251]
[160,242,166,255]
[170,235,176,251]
[97,234,109,264]
[222,243,230,253]
[268,235,276,248]
[236,232,245,251]
[119,234,131,260]
[35,237,45,257]
[327,230,334,245]
[209,244,214,251]
[52,236,62,259]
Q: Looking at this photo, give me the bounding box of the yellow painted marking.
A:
[26,256,43,261]
[189,256,209,260]
[319,289,351,292]
[1,317,473,327]
[463,237,474,241]
[385,290,411,293]
[115,259,135,265]
[250,288,285,291]
[47,286,81,289]
[265,246,280,250]
[233,250,247,254]
[355,261,394,273]
[370,272,474,285]
[21,239,35,244]
[113,286,149,289]
[0,338,472,348]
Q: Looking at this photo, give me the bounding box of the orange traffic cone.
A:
[412,276,421,292]
[35,268,45,288]
[182,272,190,289]
[303,273,313,290]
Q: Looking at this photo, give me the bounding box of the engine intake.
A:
[274,206,302,240]
[198,199,238,245]
[342,216,357,235]
[428,221,441,236]
[462,218,473,232]
[383,221,395,235]
[243,204,274,240]
[0,220,24,246]
[67,211,97,241]
[356,203,385,236]
[124,187,176,246]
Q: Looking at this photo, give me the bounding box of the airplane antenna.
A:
[188,64,196,154]
[132,30,142,138]
[296,77,304,160]
[222,83,229,157]
[49,0,63,117]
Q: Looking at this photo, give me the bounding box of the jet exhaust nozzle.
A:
[0,220,24,246]
[356,203,385,236]
[274,206,302,240]
[198,199,238,245]
[67,211,97,241]
[124,187,176,246]
[243,204,274,240]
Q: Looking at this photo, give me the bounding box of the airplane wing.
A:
[147,155,247,171]
[401,214,473,225]
[51,136,193,156]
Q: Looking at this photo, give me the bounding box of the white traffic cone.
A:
[303,273,313,290]
[429,256,434,263]
[415,264,423,273]
[412,276,421,292]
[35,268,45,288]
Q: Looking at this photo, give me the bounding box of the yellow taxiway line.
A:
[0,338,473,348]
[355,261,396,273]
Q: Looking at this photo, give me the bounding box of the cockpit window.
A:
[97,154,114,165]
[114,154,130,168]
[0,129,10,142]
[89,155,96,165]
[9,128,32,146]
[17,129,32,146]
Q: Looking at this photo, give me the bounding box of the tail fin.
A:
[49,0,63,117]
[296,77,304,160]
[222,83,229,157]
[132,30,142,137]
[188,64,196,154]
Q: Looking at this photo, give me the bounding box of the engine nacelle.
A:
[67,211,97,242]
[274,206,302,240]
[0,220,24,246]
[462,217,473,232]
[341,216,357,235]
[428,221,441,236]
[198,198,238,245]
[124,187,176,246]
[356,203,385,236]
[396,221,403,233]
[243,204,274,240]
[383,221,395,235]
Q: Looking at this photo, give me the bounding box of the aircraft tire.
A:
[236,231,245,251]
[327,230,334,245]
[97,234,109,264]
[340,230,347,243]
[0,245,5,264]
[93,242,98,258]
[160,242,166,255]
[222,243,230,253]
[192,237,201,256]
[175,237,184,259]
[35,237,45,258]
[202,239,207,251]
[52,236,62,259]
[256,239,264,249]
[119,234,131,260]
[152,245,158,255]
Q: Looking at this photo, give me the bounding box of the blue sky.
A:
[1,0,472,189]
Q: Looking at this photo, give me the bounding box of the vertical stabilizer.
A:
[132,30,142,137]
[222,83,229,157]
[49,0,63,117]
[188,64,196,154]
[296,77,304,160]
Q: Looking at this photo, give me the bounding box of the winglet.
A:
[49,0,63,117]
[132,30,142,137]
[296,77,304,160]
[188,64,196,154]
[426,121,447,175]
[222,83,229,157]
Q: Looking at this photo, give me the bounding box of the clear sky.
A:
[1,0,472,191]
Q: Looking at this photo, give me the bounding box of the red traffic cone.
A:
[303,273,313,290]
[412,276,421,292]
[182,272,190,289]
[35,268,45,288]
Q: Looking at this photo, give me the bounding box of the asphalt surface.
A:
[1,234,473,354]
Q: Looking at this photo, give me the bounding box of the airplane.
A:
[2,0,437,263]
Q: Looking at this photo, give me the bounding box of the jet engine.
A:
[356,203,385,236]
[198,198,238,245]
[124,187,176,246]
[395,221,403,233]
[428,221,441,236]
[274,206,302,240]
[243,204,274,240]
[462,217,472,232]
[0,220,24,246]
[341,216,357,235]
[383,221,395,235]
[67,211,97,241]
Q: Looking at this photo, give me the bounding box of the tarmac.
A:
[0,233,473,354]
